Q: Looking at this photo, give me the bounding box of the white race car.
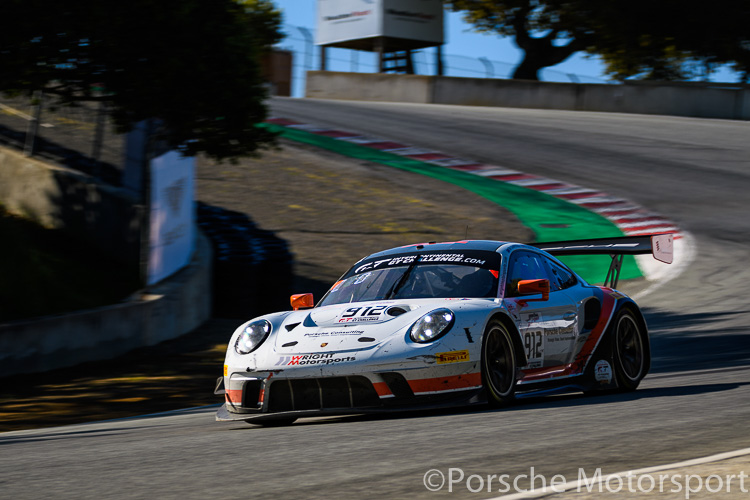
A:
[216,235,672,426]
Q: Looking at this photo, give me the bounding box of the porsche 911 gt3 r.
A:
[216,234,673,425]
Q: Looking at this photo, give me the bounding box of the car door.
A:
[539,255,584,366]
[503,250,578,369]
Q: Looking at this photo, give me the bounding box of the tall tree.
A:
[0,0,283,161]
[590,0,750,81]
[445,0,750,82]
[445,0,598,80]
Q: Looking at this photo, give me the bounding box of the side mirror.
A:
[290,293,314,311]
[517,279,550,301]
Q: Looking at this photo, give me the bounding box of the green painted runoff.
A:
[263,123,641,285]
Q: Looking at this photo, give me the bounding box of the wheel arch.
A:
[486,312,528,367]
[612,299,651,373]
[614,300,649,337]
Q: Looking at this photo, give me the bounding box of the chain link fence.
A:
[277,23,610,98]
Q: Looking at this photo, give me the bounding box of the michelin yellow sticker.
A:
[436,350,470,364]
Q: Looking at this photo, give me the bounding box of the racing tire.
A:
[612,309,649,391]
[249,418,297,427]
[481,320,517,406]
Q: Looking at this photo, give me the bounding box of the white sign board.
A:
[317,0,443,46]
[148,151,195,285]
[382,0,443,42]
[317,0,380,45]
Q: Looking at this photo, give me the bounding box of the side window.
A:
[544,257,577,291]
[505,251,550,297]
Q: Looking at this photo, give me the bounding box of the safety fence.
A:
[0,24,608,174]
[277,23,609,97]
[0,94,124,185]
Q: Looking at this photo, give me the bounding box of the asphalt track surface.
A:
[2,99,750,499]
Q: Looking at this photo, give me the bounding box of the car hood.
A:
[273,301,428,354]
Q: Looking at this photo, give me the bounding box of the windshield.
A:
[319,251,501,307]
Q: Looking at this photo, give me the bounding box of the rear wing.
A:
[531,233,673,288]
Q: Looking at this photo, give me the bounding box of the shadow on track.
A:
[642,308,750,373]
[0,425,163,446]
[228,380,746,430]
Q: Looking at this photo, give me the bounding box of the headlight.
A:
[409,308,455,343]
[235,320,272,354]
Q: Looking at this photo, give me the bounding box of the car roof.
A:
[363,240,510,260]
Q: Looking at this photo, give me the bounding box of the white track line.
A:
[487,446,750,499]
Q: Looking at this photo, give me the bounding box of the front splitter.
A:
[216,392,485,424]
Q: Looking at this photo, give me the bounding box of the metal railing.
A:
[0,93,125,185]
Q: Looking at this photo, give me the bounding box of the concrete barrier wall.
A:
[0,145,213,377]
[433,77,582,110]
[306,71,750,121]
[579,82,749,119]
[0,147,141,264]
[0,231,212,377]
[307,71,433,103]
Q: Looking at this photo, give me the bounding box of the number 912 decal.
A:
[338,305,388,323]
[524,329,544,366]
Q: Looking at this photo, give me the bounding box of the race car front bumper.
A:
[215,366,485,422]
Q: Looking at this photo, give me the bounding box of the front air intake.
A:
[267,376,380,412]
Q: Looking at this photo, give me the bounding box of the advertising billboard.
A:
[148,151,195,285]
[317,0,443,48]
[317,0,380,45]
[382,0,443,43]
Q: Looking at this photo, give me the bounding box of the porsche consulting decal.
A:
[304,330,365,337]
[274,353,356,366]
